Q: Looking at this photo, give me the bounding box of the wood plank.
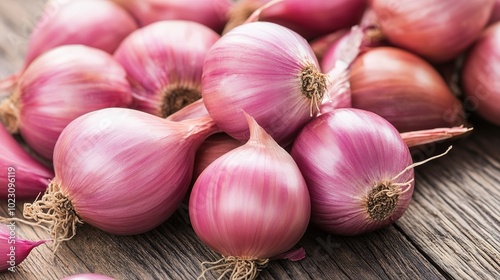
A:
[0,0,499,279]
[398,118,500,280]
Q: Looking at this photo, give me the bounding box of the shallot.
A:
[114,20,220,117]
[202,22,362,146]
[1,223,46,272]
[190,113,310,279]
[0,125,53,199]
[109,0,233,33]
[23,0,137,68]
[369,0,495,62]
[224,0,367,40]
[20,108,218,250]
[0,45,132,160]
[349,47,466,132]
[462,22,500,126]
[291,108,450,235]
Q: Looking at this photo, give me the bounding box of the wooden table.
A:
[1,1,499,279]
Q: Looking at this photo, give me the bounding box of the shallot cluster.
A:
[1,0,496,279]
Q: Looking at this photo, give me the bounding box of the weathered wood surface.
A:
[0,1,499,279]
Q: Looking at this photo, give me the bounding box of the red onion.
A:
[291,108,449,235]
[349,47,466,132]
[109,0,232,33]
[370,0,495,62]
[114,20,220,117]
[202,21,328,146]
[24,0,137,69]
[462,23,500,126]
[0,125,53,199]
[0,45,132,160]
[225,0,367,40]
[1,223,46,272]
[21,108,218,250]
[61,274,115,280]
[189,113,310,279]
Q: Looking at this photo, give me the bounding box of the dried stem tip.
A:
[198,256,269,280]
[161,85,201,117]
[366,181,399,221]
[301,64,327,116]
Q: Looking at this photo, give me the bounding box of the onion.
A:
[202,22,329,146]
[190,113,310,279]
[0,45,132,160]
[61,274,116,280]
[224,0,367,40]
[0,125,53,199]
[20,108,218,250]
[1,223,46,272]
[0,0,137,96]
[114,20,220,117]
[25,0,137,69]
[462,22,500,126]
[109,0,233,33]
[370,0,495,62]
[349,47,466,132]
[192,133,242,182]
[291,108,450,235]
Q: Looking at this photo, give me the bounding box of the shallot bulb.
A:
[1,223,46,272]
[224,0,367,40]
[114,20,220,117]
[370,0,495,62]
[190,113,310,279]
[292,108,430,235]
[109,0,233,33]
[202,21,328,146]
[25,0,137,69]
[0,125,53,199]
[0,45,132,160]
[462,22,500,126]
[349,47,466,132]
[21,108,218,250]
[192,133,242,182]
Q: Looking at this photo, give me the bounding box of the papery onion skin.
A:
[109,0,232,33]
[114,20,220,117]
[190,113,310,259]
[462,23,500,126]
[350,47,466,132]
[202,21,325,146]
[50,108,218,235]
[1,45,132,160]
[488,0,500,25]
[0,223,46,272]
[291,108,413,236]
[0,125,53,199]
[371,0,495,62]
[24,0,137,68]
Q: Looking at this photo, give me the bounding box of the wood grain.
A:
[0,1,499,279]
